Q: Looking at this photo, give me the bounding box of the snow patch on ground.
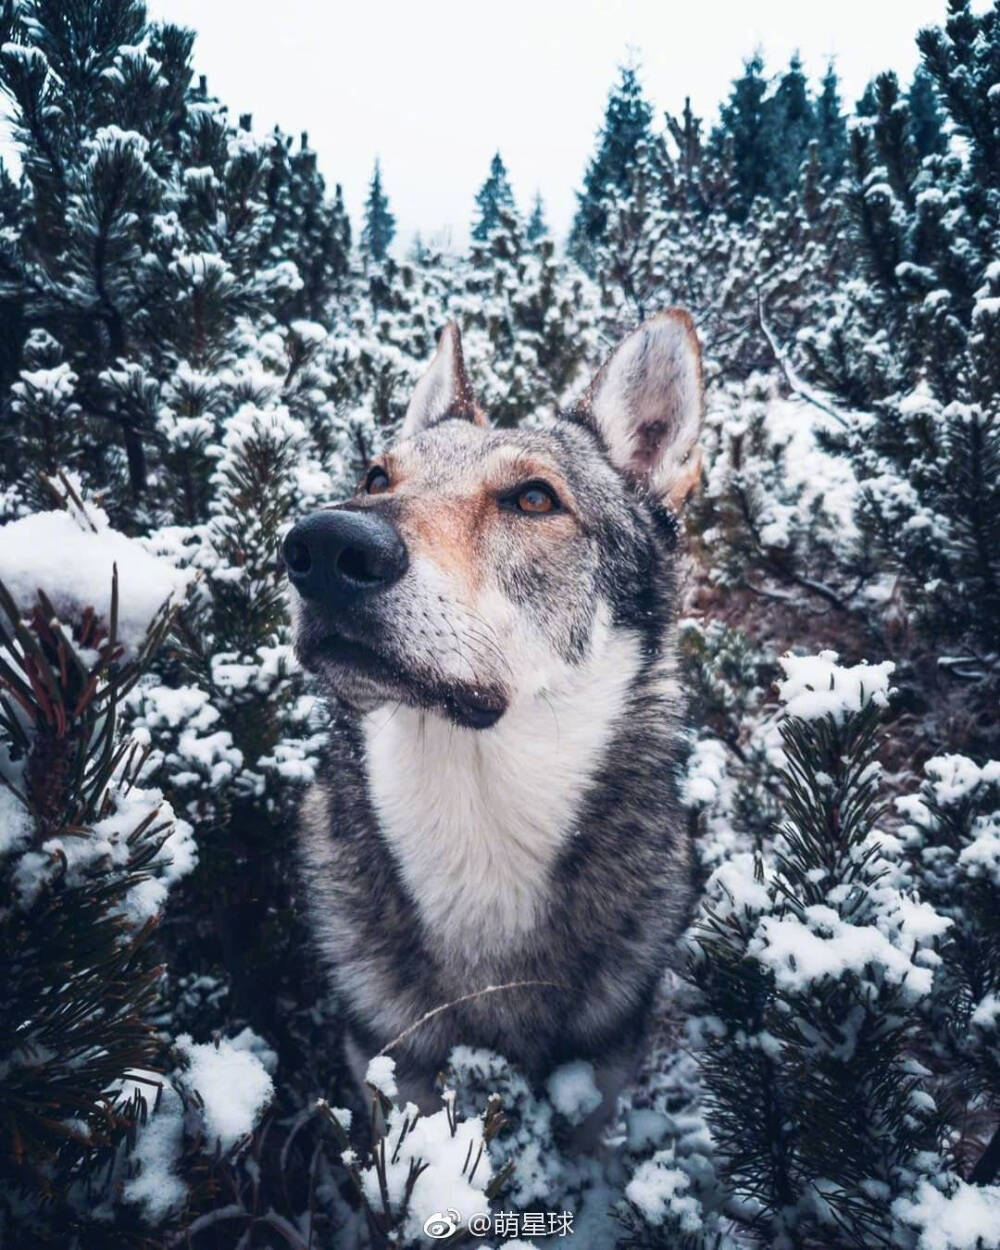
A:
[766,397,860,536]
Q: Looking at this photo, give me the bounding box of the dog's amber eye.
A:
[513,482,559,514]
[365,466,390,495]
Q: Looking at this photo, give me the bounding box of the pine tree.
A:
[898,756,1000,1183]
[0,483,195,1241]
[907,65,946,160]
[800,2,1000,665]
[360,157,395,266]
[461,185,596,428]
[816,61,848,181]
[472,150,517,241]
[0,0,346,513]
[265,131,352,319]
[711,52,771,217]
[856,78,879,116]
[328,182,353,291]
[767,53,816,198]
[689,653,945,1248]
[590,133,676,324]
[569,63,653,270]
[525,190,548,243]
[0,5,354,1243]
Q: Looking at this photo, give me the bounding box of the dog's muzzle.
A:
[283,509,408,608]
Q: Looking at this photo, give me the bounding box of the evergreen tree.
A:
[265,131,353,318]
[329,182,353,289]
[0,0,346,510]
[0,485,195,1241]
[800,3,1000,664]
[767,53,816,198]
[0,5,353,1243]
[525,190,548,243]
[689,654,945,1248]
[816,61,848,181]
[569,63,653,270]
[856,78,879,116]
[360,157,395,266]
[898,756,1000,1182]
[907,64,947,160]
[711,52,771,217]
[472,150,517,241]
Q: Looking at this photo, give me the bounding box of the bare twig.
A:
[378,980,560,1058]
[755,287,849,429]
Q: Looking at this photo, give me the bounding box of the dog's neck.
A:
[361,618,651,956]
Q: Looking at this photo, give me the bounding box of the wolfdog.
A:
[285,311,703,1125]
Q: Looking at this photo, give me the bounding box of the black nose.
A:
[283,510,408,604]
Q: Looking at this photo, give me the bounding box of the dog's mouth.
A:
[303,630,507,730]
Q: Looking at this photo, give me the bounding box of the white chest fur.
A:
[361,621,643,955]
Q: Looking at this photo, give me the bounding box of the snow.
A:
[923,755,1000,806]
[226,1025,279,1075]
[364,1053,399,1098]
[702,852,773,919]
[446,1047,561,1209]
[684,737,728,808]
[971,993,1000,1032]
[0,786,31,858]
[97,787,197,924]
[358,1098,493,1243]
[11,784,196,923]
[750,904,936,1002]
[958,823,1000,887]
[130,683,243,792]
[758,395,861,536]
[625,1150,702,1232]
[0,510,191,656]
[176,1033,274,1151]
[546,1060,603,1124]
[289,319,328,346]
[122,1032,275,1216]
[119,1073,187,1222]
[893,1178,1000,1250]
[12,361,77,403]
[777,650,895,723]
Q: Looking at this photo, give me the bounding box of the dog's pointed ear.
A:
[401,321,486,437]
[577,309,703,509]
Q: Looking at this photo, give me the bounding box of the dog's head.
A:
[286,311,702,729]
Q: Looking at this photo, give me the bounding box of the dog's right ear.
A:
[576,309,703,510]
[401,322,486,438]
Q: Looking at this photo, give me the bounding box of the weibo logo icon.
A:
[422,1208,461,1238]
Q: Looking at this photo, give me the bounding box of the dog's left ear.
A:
[578,309,703,509]
[401,321,486,437]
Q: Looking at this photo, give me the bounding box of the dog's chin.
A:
[297,631,508,731]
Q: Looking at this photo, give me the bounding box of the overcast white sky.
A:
[2,1,966,246]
